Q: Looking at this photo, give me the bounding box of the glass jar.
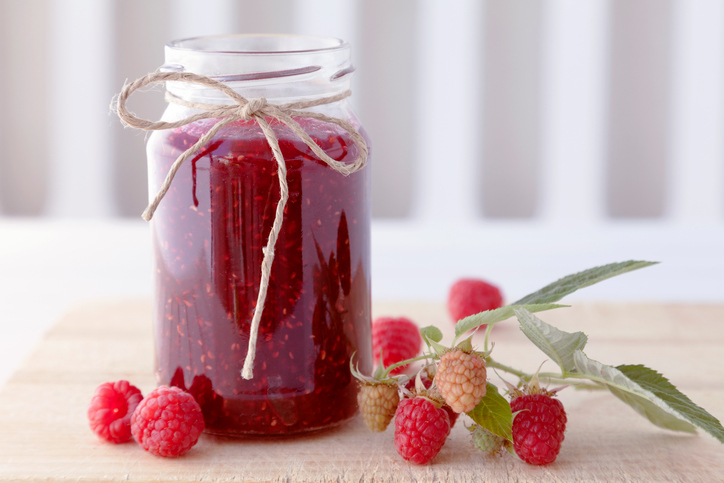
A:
[146,35,372,435]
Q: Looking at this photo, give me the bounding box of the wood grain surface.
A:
[0,300,722,482]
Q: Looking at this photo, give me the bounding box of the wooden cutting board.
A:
[1,300,723,482]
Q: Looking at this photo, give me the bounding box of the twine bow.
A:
[114,71,368,380]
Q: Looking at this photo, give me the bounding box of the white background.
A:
[0,0,723,388]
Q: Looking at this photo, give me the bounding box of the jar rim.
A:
[167,34,348,56]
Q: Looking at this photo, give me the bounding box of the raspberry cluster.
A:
[353,276,568,466]
[88,381,204,458]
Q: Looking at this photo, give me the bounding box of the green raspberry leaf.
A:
[617,364,724,443]
[456,334,474,353]
[514,307,587,374]
[420,325,443,344]
[454,304,567,337]
[574,351,724,442]
[513,260,658,305]
[467,382,513,442]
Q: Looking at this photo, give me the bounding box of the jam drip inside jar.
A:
[148,116,372,435]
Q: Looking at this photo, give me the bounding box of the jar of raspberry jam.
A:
[145,35,372,435]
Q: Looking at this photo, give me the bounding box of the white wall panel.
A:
[541,0,609,224]
[669,0,724,223]
[46,0,114,217]
[0,0,49,215]
[414,0,483,224]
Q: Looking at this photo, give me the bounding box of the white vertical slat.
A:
[292,0,360,111]
[46,0,114,217]
[413,0,483,224]
[669,0,724,224]
[540,0,609,224]
[170,0,238,40]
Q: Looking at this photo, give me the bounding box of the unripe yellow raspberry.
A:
[436,350,487,413]
[357,383,400,432]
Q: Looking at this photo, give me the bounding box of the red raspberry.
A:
[87,380,143,443]
[394,397,451,464]
[404,366,435,393]
[372,317,422,374]
[404,369,459,428]
[131,386,204,457]
[511,394,567,465]
[447,278,503,323]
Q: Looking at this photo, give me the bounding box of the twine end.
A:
[141,207,154,221]
[241,364,254,380]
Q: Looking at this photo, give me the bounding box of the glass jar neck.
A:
[162,34,353,104]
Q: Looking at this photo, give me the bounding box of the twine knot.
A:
[237,97,268,119]
[114,71,368,380]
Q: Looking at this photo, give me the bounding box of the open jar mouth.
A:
[162,34,354,99]
[167,34,348,56]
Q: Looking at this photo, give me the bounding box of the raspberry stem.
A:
[483,323,493,353]
[488,358,608,389]
[486,359,528,379]
[382,354,433,379]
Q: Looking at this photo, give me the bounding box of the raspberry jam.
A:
[147,116,372,435]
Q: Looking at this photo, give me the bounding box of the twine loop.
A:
[113,71,368,380]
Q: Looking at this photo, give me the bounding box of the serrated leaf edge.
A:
[454,303,568,337]
[573,350,697,432]
[513,260,658,306]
